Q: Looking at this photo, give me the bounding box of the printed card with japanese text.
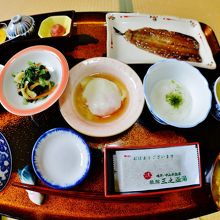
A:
[114,144,200,192]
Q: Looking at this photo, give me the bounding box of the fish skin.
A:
[124,27,202,62]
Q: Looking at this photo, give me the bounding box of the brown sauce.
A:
[73,73,129,123]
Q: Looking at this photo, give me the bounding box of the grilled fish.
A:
[114,27,202,62]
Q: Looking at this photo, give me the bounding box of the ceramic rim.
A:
[143,59,212,128]
[0,45,69,116]
[31,127,91,189]
[59,57,145,137]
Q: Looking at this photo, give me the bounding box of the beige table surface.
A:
[0,0,220,219]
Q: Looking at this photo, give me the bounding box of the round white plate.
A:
[32,128,91,189]
[59,57,144,137]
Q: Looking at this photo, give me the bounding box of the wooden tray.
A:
[0,11,220,220]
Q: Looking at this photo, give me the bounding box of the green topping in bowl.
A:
[166,91,183,109]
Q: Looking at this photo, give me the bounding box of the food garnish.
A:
[166,91,183,109]
[150,79,192,122]
[12,61,56,103]
[50,24,66,37]
[114,27,201,62]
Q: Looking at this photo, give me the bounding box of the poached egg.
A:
[82,78,123,117]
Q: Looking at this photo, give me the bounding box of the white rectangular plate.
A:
[106,13,216,69]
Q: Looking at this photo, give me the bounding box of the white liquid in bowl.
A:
[150,79,192,123]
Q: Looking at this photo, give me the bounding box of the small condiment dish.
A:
[211,76,220,121]
[143,59,212,128]
[6,15,35,40]
[0,45,69,116]
[38,16,71,38]
[214,77,220,105]
[32,128,91,189]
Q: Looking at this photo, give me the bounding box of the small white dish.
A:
[59,57,144,137]
[32,128,91,189]
[143,59,212,128]
[38,15,72,38]
[106,13,216,69]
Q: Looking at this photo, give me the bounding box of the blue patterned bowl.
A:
[0,132,12,191]
[6,15,35,39]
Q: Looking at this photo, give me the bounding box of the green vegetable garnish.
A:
[166,91,183,109]
[50,81,55,87]
[12,61,55,103]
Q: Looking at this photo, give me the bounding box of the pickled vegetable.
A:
[50,24,66,37]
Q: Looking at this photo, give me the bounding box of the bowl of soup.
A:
[143,59,212,128]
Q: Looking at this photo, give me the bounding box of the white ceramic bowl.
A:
[59,57,144,137]
[32,128,91,189]
[214,76,220,106]
[0,45,69,116]
[211,76,220,121]
[143,59,212,128]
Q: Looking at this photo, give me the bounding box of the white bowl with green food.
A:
[0,45,69,116]
[143,59,212,128]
